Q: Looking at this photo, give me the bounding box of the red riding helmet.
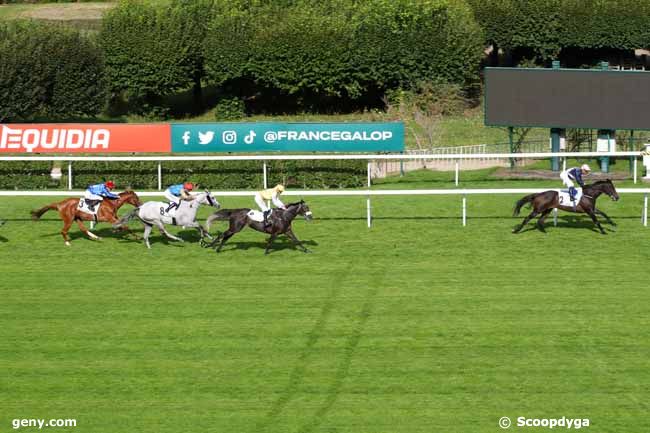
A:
[183,182,194,191]
[105,180,115,189]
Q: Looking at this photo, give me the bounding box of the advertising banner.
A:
[0,124,170,153]
[171,122,404,153]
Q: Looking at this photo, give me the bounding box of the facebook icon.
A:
[182,131,191,145]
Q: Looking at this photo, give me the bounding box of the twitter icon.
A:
[198,131,215,145]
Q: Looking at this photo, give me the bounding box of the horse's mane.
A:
[586,179,612,187]
[286,201,304,207]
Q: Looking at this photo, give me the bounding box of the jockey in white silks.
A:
[254,184,286,226]
[560,164,591,203]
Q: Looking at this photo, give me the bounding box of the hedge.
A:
[99,0,213,114]
[0,160,367,190]
[203,0,484,102]
[468,0,650,62]
[0,20,107,122]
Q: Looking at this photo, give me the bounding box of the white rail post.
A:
[462,195,467,226]
[455,160,459,186]
[67,162,72,190]
[263,161,268,188]
[644,193,648,227]
[633,158,638,184]
[367,162,372,228]
[157,162,162,191]
[562,158,567,172]
[553,208,558,226]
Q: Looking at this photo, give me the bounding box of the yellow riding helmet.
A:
[276,184,285,193]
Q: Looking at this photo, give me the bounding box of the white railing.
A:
[0,150,646,189]
[2,187,648,228]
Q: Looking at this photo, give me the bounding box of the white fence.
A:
[1,188,648,228]
[0,151,647,227]
[0,150,646,189]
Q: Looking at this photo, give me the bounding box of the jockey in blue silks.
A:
[163,182,194,212]
[83,180,119,212]
[560,164,591,203]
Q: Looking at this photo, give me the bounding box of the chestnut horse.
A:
[31,191,142,246]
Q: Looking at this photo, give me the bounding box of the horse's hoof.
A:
[65,241,71,247]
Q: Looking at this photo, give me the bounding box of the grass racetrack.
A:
[1,178,649,432]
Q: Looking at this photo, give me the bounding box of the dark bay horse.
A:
[204,200,313,254]
[512,180,619,234]
[31,191,142,246]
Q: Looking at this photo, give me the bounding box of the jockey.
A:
[255,184,286,226]
[164,182,194,212]
[560,164,591,203]
[84,180,118,212]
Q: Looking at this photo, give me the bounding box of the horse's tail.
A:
[513,194,536,216]
[31,203,58,220]
[206,209,235,231]
[113,208,139,229]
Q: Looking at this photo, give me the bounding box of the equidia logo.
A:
[1,125,110,153]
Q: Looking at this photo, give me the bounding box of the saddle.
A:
[78,198,101,216]
[247,210,265,222]
[558,189,583,206]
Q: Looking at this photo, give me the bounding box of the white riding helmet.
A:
[581,164,591,172]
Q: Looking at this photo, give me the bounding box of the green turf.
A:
[1,179,649,432]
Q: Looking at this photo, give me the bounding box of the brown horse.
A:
[512,180,619,234]
[31,191,142,246]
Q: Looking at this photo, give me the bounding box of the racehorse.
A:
[31,191,142,246]
[204,200,313,254]
[512,180,619,234]
[113,191,220,249]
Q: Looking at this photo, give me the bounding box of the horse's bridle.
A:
[206,193,215,207]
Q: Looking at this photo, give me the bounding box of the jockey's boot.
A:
[569,187,577,207]
[166,202,177,213]
[263,210,272,227]
[86,199,98,212]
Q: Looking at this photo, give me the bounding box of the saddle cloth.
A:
[77,198,100,215]
[158,204,177,225]
[247,210,265,222]
[558,189,583,206]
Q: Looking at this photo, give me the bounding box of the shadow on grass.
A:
[205,237,319,254]
[513,214,617,235]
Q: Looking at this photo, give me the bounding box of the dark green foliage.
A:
[203,0,484,107]
[0,160,366,190]
[0,161,61,190]
[214,97,246,121]
[468,0,650,63]
[268,160,367,189]
[0,20,107,122]
[99,0,213,113]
